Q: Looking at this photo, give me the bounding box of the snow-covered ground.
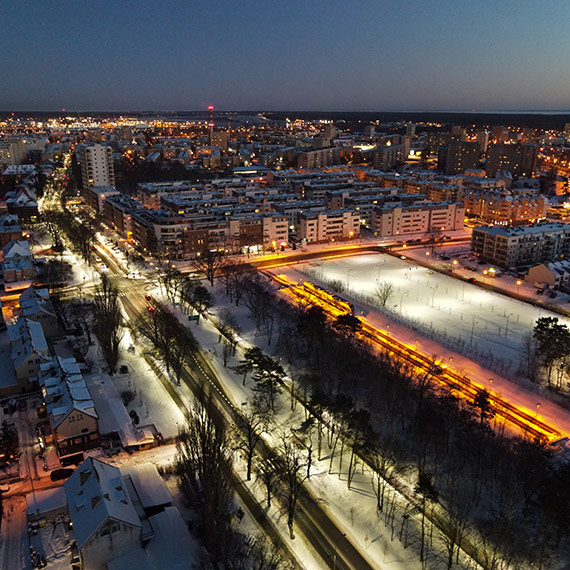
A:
[145,283,481,570]
[300,253,570,381]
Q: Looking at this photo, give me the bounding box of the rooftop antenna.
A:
[208,105,214,145]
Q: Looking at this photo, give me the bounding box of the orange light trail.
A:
[272,275,562,442]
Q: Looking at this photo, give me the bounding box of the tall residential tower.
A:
[77,143,115,189]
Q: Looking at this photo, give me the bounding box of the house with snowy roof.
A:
[63,458,190,570]
[63,457,144,570]
[526,259,570,292]
[1,239,36,284]
[7,317,50,391]
[0,212,22,247]
[17,286,59,339]
[39,356,99,459]
[5,185,38,221]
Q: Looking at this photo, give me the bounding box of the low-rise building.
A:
[371,202,464,237]
[62,457,192,570]
[102,194,144,238]
[17,286,59,339]
[298,210,360,243]
[39,356,99,459]
[1,239,36,285]
[525,260,570,290]
[84,185,120,213]
[7,318,50,391]
[0,213,22,247]
[64,458,145,570]
[5,186,38,221]
[472,223,570,268]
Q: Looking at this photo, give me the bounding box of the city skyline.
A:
[2,1,570,112]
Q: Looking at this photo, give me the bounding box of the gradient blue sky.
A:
[1,1,570,112]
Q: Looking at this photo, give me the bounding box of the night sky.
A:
[2,1,570,112]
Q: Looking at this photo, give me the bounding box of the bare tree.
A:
[232,398,267,481]
[375,281,394,307]
[415,471,439,567]
[280,433,308,539]
[257,457,279,509]
[193,250,226,286]
[92,274,123,374]
[175,396,233,562]
[439,486,472,570]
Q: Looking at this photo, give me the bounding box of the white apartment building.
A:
[298,210,360,243]
[472,223,570,268]
[371,202,465,237]
[77,143,115,189]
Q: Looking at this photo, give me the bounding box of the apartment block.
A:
[471,223,570,268]
[77,143,115,189]
[464,190,548,226]
[371,202,464,237]
[298,210,360,243]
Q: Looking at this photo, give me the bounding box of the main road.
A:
[85,241,378,570]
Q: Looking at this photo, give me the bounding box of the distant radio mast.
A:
[208,105,214,145]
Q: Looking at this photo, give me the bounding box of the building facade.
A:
[471,223,570,268]
[77,144,115,189]
[371,202,465,237]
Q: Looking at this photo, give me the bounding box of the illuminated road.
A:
[120,291,374,570]
[250,239,471,270]
[271,274,563,442]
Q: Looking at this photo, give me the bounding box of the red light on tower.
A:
[208,105,214,144]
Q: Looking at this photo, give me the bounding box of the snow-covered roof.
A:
[6,187,37,208]
[2,239,32,259]
[85,374,153,448]
[3,164,36,176]
[475,222,570,238]
[121,463,172,510]
[64,457,141,548]
[26,487,67,517]
[39,356,98,427]
[8,318,49,367]
[18,287,54,320]
[0,213,20,231]
[107,507,196,570]
[535,260,570,277]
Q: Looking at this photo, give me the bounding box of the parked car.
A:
[50,468,74,481]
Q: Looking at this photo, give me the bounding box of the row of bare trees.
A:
[175,392,292,569]
[223,277,570,569]
[92,275,123,374]
[43,208,96,263]
[134,299,197,385]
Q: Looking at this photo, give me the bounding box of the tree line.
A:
[220,273,570,569]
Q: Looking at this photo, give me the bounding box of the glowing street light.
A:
[516,279,522,294]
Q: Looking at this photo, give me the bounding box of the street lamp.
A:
[516,279,522,294]
[504,312,514,338]
[399,291,408,312]
[470,320,479,347]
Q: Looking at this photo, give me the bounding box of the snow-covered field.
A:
[301,253,570,380]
